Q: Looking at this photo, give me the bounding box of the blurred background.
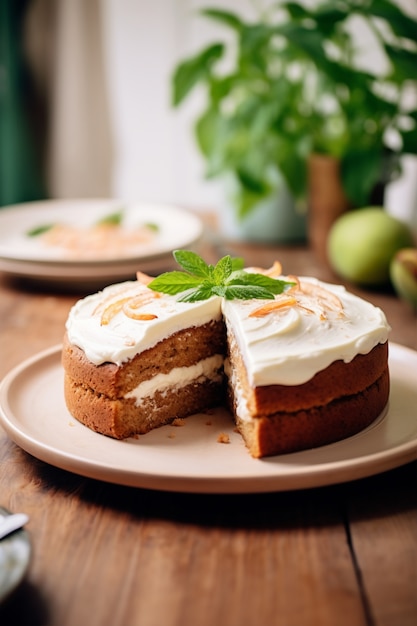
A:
[1,0,416,232]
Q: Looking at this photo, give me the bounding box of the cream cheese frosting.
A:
[66,274,390,385]
[222,276,390,386]
[66,280,222,365]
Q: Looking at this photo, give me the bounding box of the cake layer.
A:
[65,374,224,439]
[226,336,388,415]
[62,320,226,399]
[231,367,390,458]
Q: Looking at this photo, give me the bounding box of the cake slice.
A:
[62,279,225,439]
[222,270,390,457]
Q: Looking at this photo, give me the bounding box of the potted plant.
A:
[171,0,417,245]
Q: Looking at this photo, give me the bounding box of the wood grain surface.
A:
[0,227,416,626]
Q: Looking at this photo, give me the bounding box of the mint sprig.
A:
[147,250,294,302]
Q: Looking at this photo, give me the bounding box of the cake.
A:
[62,253,390,458]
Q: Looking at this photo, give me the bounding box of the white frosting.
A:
[222,277,390,386]
[66,274,390,387]
[125,355,224,405]
[66,280,222,365]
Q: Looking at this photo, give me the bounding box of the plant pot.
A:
[307,154,351,262]
[218,177,307,244]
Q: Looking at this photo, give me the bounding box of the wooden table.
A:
[0,227,416,626]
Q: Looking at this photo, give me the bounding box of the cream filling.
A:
[125,355,224,406]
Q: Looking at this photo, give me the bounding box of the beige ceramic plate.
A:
[0,344,416,493]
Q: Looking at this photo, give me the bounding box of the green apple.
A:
[327,207,414,286]
[390,248,417,307]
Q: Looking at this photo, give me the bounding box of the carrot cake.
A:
[62,253,390,457]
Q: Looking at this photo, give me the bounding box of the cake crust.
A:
[64,375,224,439]
[230,366,389,458]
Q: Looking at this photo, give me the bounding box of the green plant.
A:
[172,0,417,218]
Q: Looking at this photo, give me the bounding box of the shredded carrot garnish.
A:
[264,260,283,277]
[100,290,160,324]
[101,298,132,325]
[124,292,160,309]
[250,260,283,277]
[126,313,158,321]
[136,271,153,285]
[249,295,297,317]
[297,305,316,315]
[287,275,300,291]
[298,281,344,311]
[122,292,160,320]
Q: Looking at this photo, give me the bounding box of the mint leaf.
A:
[227,272,294,294]
[212,255,233,284]
[223,285,277,300]
[148,271,202,295]
[173,249,212,278]
[231,257,244,271]
[178,286,215,302]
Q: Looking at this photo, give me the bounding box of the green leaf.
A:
[200,8,244,31]
[236,168,268,194]
[227,272,295,294]
[383,45,417,84]
[172,43,224,106]
[400,127,417,155]
[222,285,277,300]
[195,107,224,159]
[178,286,215,302]
[366,0,417,41]
[231,257,244,271]
[96,211,123,226]
[147,271,202,295]
[212,255,233,284]
[26,223,54,237]
[144,222,159,232]
[281,2,311,21]
[341,147,383,206]
[173,249,212,278]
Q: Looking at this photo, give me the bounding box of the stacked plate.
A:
[0,199,204,290]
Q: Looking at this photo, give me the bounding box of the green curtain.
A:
[0,0,47,207]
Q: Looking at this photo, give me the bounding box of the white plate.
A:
[0,507,31,604]
[0,199,203,287]
[0,344,416,493]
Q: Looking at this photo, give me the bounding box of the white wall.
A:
[99,0,416,224]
